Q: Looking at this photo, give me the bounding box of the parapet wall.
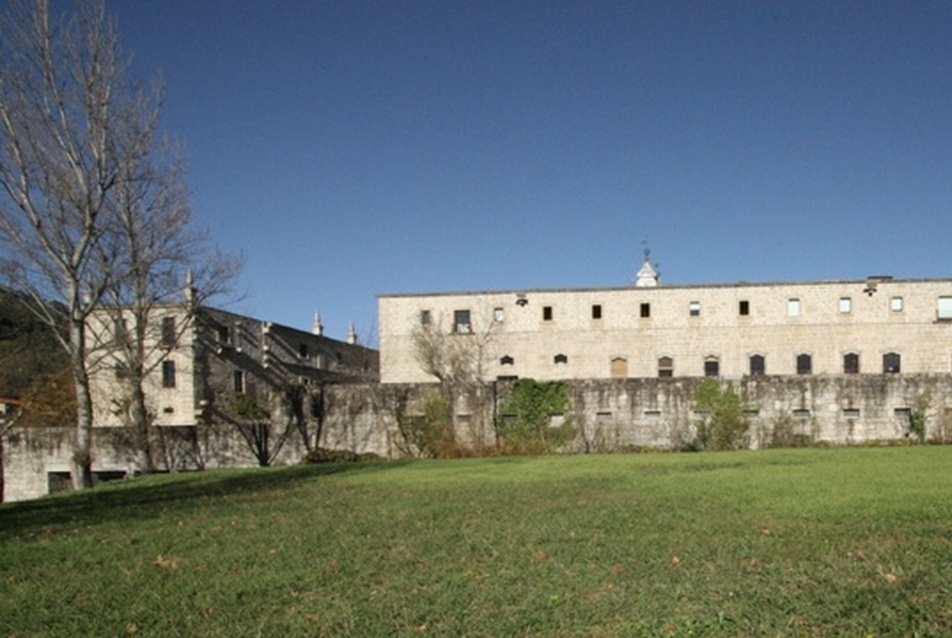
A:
[5,375,951,501]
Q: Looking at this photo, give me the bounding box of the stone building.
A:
[2,305,378,501]
[378,256,952,384]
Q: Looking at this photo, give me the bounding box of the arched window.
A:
[796,354,812,375]
[658,356,674,378]
[883,352,901,373]
[500,355,514,366]
[554,353,568,364]
[704,356,720,377]
[749,354,765,376]
[843,353,860,374]
[610,357,628,379]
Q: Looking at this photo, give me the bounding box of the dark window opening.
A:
[161,360,176,388]
[883,352,901,374]
[161,316,176,347]
[704,357,719,377]
[554,353,568,364]
[592,304,602,320]
[749,354,765,376]
[689,301,700,317]
[739,300,749,316]
[298,343,308,358]
[234,370,245,393]
[420,309,432,326]
[658,356,673,378]
[500,355,514,366]
[543,306,553,321]
[844,353,860,374]
[797,354,812,375]
[640,303,651,318]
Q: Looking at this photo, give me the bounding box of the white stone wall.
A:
[379,279,952,383]
[6,375,951,502]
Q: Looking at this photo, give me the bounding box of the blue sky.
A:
[109,1,952,343]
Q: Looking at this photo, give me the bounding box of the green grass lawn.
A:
[2,447,952,636]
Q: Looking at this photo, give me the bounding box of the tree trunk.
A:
[129,379,153,473]
[70,316,94,489]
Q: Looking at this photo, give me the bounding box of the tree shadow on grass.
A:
[0,460,410,540]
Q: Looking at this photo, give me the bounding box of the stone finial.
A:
[347,320,357,345]
[184,267,197,304]
[312,310,324,336]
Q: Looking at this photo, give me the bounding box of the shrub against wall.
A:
[498,379,574,454]
[691,380,752,451]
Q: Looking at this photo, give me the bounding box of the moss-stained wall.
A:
[6,375,952,501]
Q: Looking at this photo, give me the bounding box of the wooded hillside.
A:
[0,288,67,399]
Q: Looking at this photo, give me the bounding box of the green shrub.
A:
[498,379,575,454]
[692,380,752,451]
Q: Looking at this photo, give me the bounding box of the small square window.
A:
[640,303,651,318]
[938,297,952,320]
[839,297,851,314]
[739,300,749,316]
[543,306,553,321]
[788,298,801,317]
[592,304,602,320]
[689,301,700,317]
[420,310,432,326]
[890,296,903,312]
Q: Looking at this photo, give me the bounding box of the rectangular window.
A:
[161,316,176,347]
[844,353,860,374]
[217,325,231,345]
[839,297,851,314]
[543,306,553,321]
[493,307,505,322]
[739,300,749,316]
[234,370,245,393]
[420,310,432,326]
[591,304,602,320]
[689,301,700,317]
[938,297,952,320]
[298,343,308,358]
[891,296,903,312]
[161,360,176,388]
[704,358,719,377]
[749,354,765,376]
[640,303,651,318]
[788,298,801,317]
[453,309,471,334]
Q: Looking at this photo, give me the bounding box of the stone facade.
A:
[378,269,952,383]
[89,305,379,429]
[1,305,380,502]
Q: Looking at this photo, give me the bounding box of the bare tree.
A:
[410,310,499,454]
[411,310,498,386]
[0,0,160,487]
[91,138,240,474]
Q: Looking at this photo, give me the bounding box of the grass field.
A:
[2,447,952,636]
